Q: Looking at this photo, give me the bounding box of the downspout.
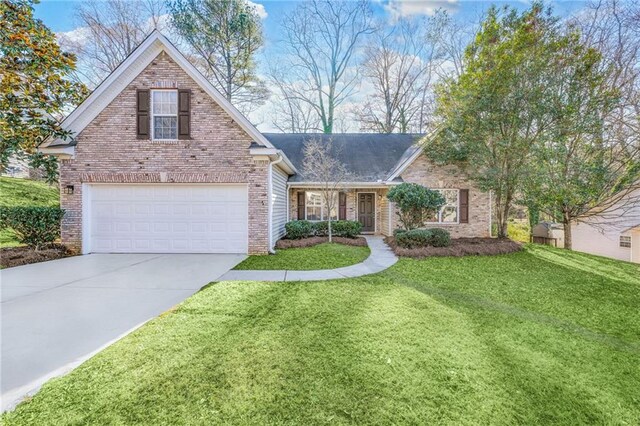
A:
[267,154,285,254]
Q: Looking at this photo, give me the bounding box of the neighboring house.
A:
[39,31,491,255]
[572,188,640,264]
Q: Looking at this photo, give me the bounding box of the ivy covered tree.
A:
[0,0,88,181]
[387,183,445,231]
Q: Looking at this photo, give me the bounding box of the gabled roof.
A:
[265,133,423,183]
[41,30,275,150]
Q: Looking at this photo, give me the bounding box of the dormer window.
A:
[151,89,178,140]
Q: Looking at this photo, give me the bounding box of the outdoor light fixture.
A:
[64,185,74,195]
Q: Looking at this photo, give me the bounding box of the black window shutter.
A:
[459,189,469,223]
[339,192,347,220]
[136,89,150,139]
[297,191,306,220]
[178,89,191,139]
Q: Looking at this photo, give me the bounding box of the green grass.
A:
[0,177,59,208]
[0,177,59,247]
[3,245,639,425]
[233,242,371,270]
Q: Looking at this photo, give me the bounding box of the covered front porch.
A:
[288,186,393,236]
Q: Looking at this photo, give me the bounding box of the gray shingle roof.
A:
[265,133,423,183]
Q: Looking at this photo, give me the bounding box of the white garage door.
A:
[86,184,248,254]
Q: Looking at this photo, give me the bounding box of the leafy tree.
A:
[169,0,267,114]
[0,0,88,181]
[524,29,638,249]
[426,4,556,238]
[387,183,445,231]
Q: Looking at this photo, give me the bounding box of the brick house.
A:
[40,31,491,255]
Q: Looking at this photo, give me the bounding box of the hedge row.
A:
[0,206,65,249]
[394,228,451,248]
[285,220,362,239]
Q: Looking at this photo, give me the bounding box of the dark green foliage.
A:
[0,206,64,248]
[285,220,314,239]
[387,183,446,230]
[396,229,433,248]
[393,228,407,237]
[314,221,329,236]
[331,220,362,238]
[395,228,451,248]
[428,228,451,247]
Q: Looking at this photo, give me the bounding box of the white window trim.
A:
[151,89,178,141]
[304,191,337,221]
[424,188,460,225]
[620,235,632,248]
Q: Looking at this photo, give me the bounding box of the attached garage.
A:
[83,184,248,254]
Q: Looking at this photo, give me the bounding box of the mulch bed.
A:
[275,236,368,249]
[1,244,75,269]
[385,237,522,258]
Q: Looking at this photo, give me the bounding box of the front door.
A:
[358,193,375,233]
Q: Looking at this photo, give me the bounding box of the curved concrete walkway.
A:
[219,236,398,282]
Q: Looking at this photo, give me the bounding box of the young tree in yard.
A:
[426,4,559,238]
[387,183,446,231]
[276,0,374,133]
[0,0,88,181]
[302,139,350,242]
[170,0,267,114]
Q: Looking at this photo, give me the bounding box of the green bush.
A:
[285,220,314,239]
[0,206,65,248]
[387,183,446,230]
[314,221,329,236]
[393,228,407,237]
[395,228,451,248]
[429,228,451,247]
[396,229,433,248]
[331,220,362,238]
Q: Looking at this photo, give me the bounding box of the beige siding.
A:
[271,165,288,246]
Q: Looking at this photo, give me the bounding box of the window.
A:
[425,189,459,224]
[620,236,631,248]
[151,90,177,140]
[305,191,337,221]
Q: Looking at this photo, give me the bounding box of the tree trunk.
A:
[328,218,333,243]
[563,216,572,250]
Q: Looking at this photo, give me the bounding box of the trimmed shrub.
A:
[387,183,446,230]
[429,228,451,247]
[314,221,329,236]
[285,220,314,239]
[393,228,407,237]
[0,206,65,248]
[395,229,433,248]
[394,228,451,248]
[332,220,362,238]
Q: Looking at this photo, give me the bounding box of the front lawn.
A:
[0,177,59,248]
[4,245,639,424]
[233,242,371,270]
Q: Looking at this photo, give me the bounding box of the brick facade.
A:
[59,52,270,254]
[287,154,491,239]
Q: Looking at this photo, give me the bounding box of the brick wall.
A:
[59,51,270,254]
[398,154,491,238]
[286,154,491,239]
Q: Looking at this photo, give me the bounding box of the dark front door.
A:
[358,193,375,233]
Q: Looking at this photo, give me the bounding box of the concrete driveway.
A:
[1,253,244,411]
